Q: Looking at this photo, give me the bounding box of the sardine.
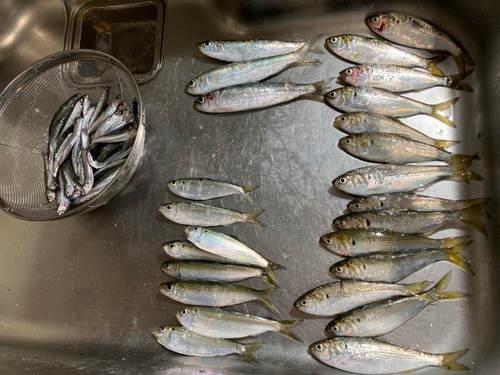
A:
[89,95,121,134]
[334,112,460,150]
[329,242,474,282]
[159,202,264,226]
[80,130,94,194]
[338,133,478,165]
[325,87,459,127]
[56,175,71,215]
[176,306,302,342]
[293,279,431,316]
[43,153,56,202]
[348,193,491,213]
[73,165,121,206]
[53,116,84,177]
[161,260,277,287]
[197,37,320,62]
[91,127,137,145]
[158,281,281,315]
[60,97,84,134]
[90,88,110,125]
[333,204,490,235]
[167,178,257,201]
[333,163,483,196]
[310,337,469,373]
[326,271,468,337]
[152,326,260,364]
[320,229,471,257]
[193,80,330,113]
[184,226,282,269]
[185,36,320,95]
[366,12,475,74]
[325,34,447,75]
[338,64,473,92]
[162,240,230,262]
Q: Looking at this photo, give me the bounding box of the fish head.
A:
[310,339,335,363]
[326,316,358,336]
[333,113,366,133]
[338,66,369,87]
[185,76,205,95]
[365,13,396,37]
[167,179,187,195]
[162,241,184,257]
[184,226,205,243]
[196,40,225,57]
[334,213,370,231]
[57,201,70,215]
[151,325,173,343]
[193,92,219,112]
[324,88,350,109]
[338,134,372,156]
[325,34,352,54]
[46,190,56,203]
[175,306,197,327]
[320,232,351,256]
[294,285,337,315]
[159,281,185,300]
[159,203,180,222]
[333,170,368,195]
[347,196,379,212]
[330,259,364,279]
[161,261,181,278]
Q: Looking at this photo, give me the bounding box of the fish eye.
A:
[316,344,323,350]
[300,299,308,306]
[202,41,211,47]
[193,227,199,231]
[356,318,361,323]
[339,178,347,184]
[351,239,356,245]
[325,294,330,299]
[189,80,195,87]
[329,92,336,98]
[332,326,338,332]
[166,284,174,291]
[160,326,166,333]
[340,116,345,122]
[171,181,176,186]
[372,16,379,23]
[336,267,343,272]
[168,243,174,249]
[338,220,346,227]
[165,263,171,269]
[344,139,350,144]
[198,96,205,104]
[166,205,172,210]
[346,69,353,75]
[330,37,337,43]
[181,309,187,315]
[325,238,332,244]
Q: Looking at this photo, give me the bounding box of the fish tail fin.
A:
[446,242,475,275]
[278,319,304,343]
[242,185,258,201]
[446,71,474,92]
[431,97,460,128]
[427,53,450,76]
[263,268,280,288]
[245,209,265,226]
[295,34,322,65]
[433,138,461,150]
[406,279,434,294]
[312,77,335,91]
[450,156,484,183]
[449,152,480,167]
[441,235,472,249]
[453,56,467,75]
[259,288,282,316]
[303,77,336,101]
[440,348,470,371]
[268,261,286,271]
[239,342,261,365]
[460,48,475,67]
[459,202,491,235]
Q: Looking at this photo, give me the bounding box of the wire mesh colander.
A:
[0,49,145,220]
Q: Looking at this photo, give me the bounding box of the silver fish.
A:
[53,116,84,177]
[197,37,318,62]
[159,202,264,227]
[91,127,137,145]
[348,193,491,213]
[366,12,475,73]
[333,163,483,196]
[88,95,121,134]
[185,36,320,95]
[161,260,277,287]
[310,337,469,374]
[333,204,490,235]
[185,226,281,269]
[330,242,474,282]
[162,240,230,262]
[338,133,478,165]
[176,306,302,342]
[193,80,329,113]
[60,96,84,135]
[325,34,447,75]
[152,326,259,364]
[158,280,281,315]
[319,229,471,257]
[56,175,71,215]
[73,165,121,206]
[167,178,257,201]
[334,112,460,150]
[80,130,94,194]
[325,87,459,127]
[293,279,431,316]
[89,88,110,125]
[338,64,473,92]
[44,153,56,202]
[326,271,468,337]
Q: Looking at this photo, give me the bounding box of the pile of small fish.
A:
[44,90,137,215]
[153,178,301,364]
[185,36,329,113]
[293,11,486,374]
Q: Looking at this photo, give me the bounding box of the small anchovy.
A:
[73,165,121,206]
[88,95,121,134]
[56,175,71,215]
[159,280,281,315]
[366,12,474,74]
[333,163,483,196]
[193,80,330,113]
[197,37,320,62]
[329,242,474,282]
[162,240,229,262]
[319,229,471,257]
[348,193,491,213]
[167,178,257,201]
[326,271,469,337]
[90,88,110,125]
[60,97,85,134]
[310,337,469,374]
[325,34,447,75]
[333,203,490,235]
[325,87,459,127]
[159,202,264,227]
[338,133,479,165]
[161,260,278,287]
[293,279,431,316]
[91,127,137,145]
[176,306,303,342]
[333,112,460,150]
[80,130,94,194]
[185,36,320,95]
[338,64,473,92]
[152,326,260,364]
[44,153,56,202]
[53,116,84,177]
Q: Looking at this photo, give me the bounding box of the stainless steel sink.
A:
[1,0,498,374]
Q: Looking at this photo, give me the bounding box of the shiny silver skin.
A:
[167,178,256,200]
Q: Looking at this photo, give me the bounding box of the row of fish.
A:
[153,178,300,364]
[298,11,477,374]
[44,90,137,214]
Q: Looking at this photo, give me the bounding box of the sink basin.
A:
[0,0,498,374]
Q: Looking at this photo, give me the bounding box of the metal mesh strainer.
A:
[0,49,145,220]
